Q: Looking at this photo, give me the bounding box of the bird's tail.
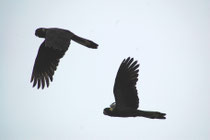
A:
[137,110,166,119]
[72,35,98,49]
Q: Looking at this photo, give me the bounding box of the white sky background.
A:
[0,0,210,140]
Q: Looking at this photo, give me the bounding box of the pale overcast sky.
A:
[0,0,210,140]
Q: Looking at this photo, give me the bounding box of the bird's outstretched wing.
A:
[30,41,66,89]
[113,57,140,109]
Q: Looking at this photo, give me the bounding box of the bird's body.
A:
[31,27,98,89]
[44,28,73,51]
[103,57,166,119]
[104,107,140,117]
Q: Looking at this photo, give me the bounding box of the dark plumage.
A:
[103,57,166,119]
[31,27,98,89]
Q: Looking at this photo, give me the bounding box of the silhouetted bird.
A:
[103,57,166,119]
[31,27,98,89]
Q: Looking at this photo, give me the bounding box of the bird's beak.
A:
[103,110,108,115]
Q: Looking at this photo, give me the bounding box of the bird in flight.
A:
[30,27,98,89]
[103,57,166,119]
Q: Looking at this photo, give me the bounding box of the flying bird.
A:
[103,57,166,119]
[31,27,98,89]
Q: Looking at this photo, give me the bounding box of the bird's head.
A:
[103,102,117,116]
[103,107,114,116]
[35,28,47,38]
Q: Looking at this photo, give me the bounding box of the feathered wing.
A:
[113,57,140,109]
[30,41,66,89]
